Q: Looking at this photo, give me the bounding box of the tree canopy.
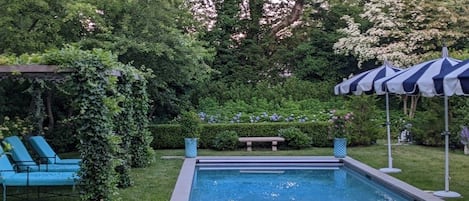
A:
[1,0,469,122]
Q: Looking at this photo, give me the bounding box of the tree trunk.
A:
[409,95,419,119]
[46,90,55,133]
[402,95,408,117]
[270,0,304,37]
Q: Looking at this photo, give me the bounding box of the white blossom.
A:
[334,0,467,67]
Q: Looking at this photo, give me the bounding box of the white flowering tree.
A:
[333,0,469,118]
[333,0,468,67]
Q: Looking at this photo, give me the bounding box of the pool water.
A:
[190,166,410,201]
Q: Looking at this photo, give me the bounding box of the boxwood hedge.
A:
[150,122,331,149]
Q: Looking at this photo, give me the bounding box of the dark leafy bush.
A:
[411,98,445,146]
[178,110,202,138]
[346,96,380,145]
[212,130,239,150]
[278,127,311,149]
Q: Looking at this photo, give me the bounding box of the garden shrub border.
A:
[151,121,330,149]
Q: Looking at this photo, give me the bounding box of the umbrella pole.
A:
[434,96,460,198]
[379,93,401,173]
[445,95,449,192]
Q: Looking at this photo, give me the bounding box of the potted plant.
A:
[329,110,353,158]
[179,110,201,158]
[461,126,469,155]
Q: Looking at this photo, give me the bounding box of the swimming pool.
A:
[170,156,443,201]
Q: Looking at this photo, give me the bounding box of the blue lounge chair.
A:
[4,136,80,172]
[28,136,81,165]
[0,146,78,201]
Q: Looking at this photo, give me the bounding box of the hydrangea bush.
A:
[197,111,324,124]
[0,116,33,138]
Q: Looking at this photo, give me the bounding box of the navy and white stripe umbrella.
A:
[376,47,462,198]
[335,61,402,173]
[434,59,469,96]
[431,59,469,198]
[334,60,401,95]
[376,47,461,97]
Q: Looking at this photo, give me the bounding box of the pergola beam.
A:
[0,65,120,80]
[0,65,71,81]
[0,65,71,73]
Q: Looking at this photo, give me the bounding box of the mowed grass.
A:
[2,143,469,200]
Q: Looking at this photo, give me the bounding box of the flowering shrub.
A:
[328,110,354,138]
[198,111,320,124]
[0,116,33,139]
[249,115,261,123]
[231,112,242,123]
[198,112,219,124]
[270,113,282,122]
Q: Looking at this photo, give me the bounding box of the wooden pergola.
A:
[0,65,71,80]
[0,65,120,80]
[0,64,122,131]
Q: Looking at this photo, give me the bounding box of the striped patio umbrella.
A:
[334,61,401,95]
[376,47,461,97]
[431,59,469,198]
[375,47,462,198]
[334,61,402,173]
[434,59,469,96]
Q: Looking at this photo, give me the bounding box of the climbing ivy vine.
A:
[27,79,46,135]
[130,72,154,168]
[62,50,120,201]
[114,68,136,188]
[42,46,152,200]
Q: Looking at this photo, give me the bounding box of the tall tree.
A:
[0,0,66,54]
[0,0,214,122]
[77,0,214,122]
[278,1,362,82]
[197,0,331,84]
[204,0,243,83]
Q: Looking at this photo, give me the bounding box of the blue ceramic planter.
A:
[184,138,198,158]
[333,138,347,158]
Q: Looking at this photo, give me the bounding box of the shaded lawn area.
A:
[2,143,468,200]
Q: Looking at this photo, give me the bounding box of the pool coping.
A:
[170,156,443,201]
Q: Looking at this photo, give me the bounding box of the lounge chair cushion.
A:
[28,136,81,165]
[0,154,15,178]
[0,146,78,186]
[1,172,77,186]
[4,136,80,172]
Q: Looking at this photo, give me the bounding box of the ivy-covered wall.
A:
[45,46,153,200]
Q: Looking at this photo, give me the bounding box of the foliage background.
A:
[0,0,469,153]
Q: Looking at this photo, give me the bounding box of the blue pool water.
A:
[189,166,410,201]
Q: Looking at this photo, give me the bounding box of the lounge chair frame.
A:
[28,136,81,165]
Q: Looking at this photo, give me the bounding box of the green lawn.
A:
[3,143,469,200]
